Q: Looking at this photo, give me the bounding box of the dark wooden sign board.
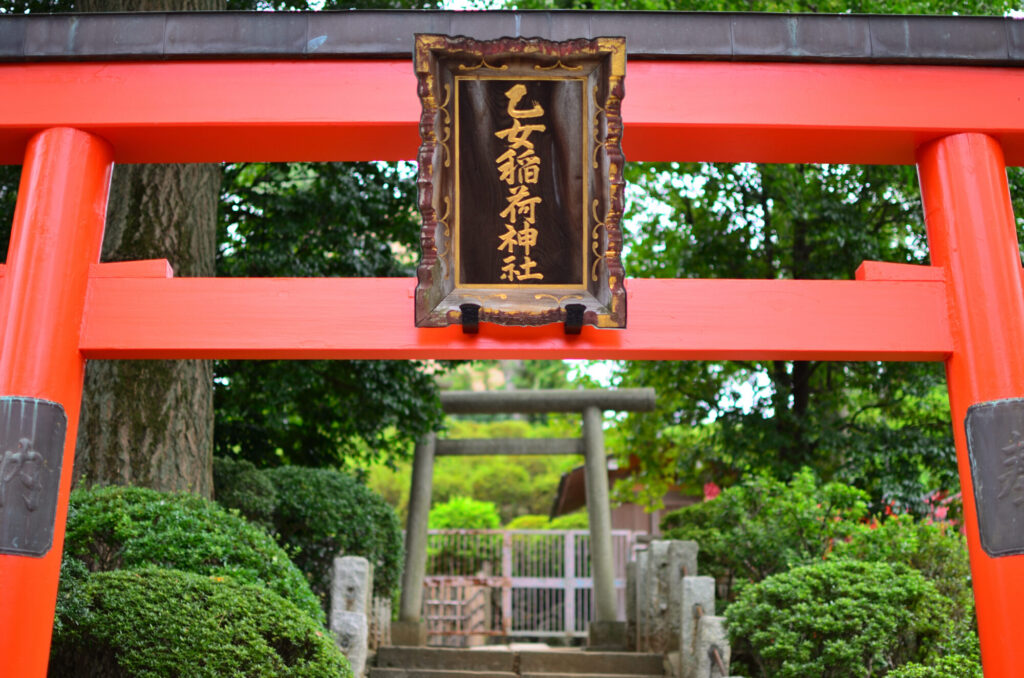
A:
[414,34,626,332]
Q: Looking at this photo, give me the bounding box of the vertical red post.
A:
[0,128,112,677]
[918,132,1024,677]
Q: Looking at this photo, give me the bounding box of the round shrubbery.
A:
[214,462,404,603]
[661,468,869,600]
[835,514,974,626]
[212,456,278,530]
[49,567,350,678]
[429,496,501,529]
[885,656,982,678]
[63,485,322,622]
[726,559,952,678]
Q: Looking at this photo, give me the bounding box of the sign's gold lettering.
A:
[495,83,546,282]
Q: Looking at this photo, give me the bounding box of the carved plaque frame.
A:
[414,34,626,329]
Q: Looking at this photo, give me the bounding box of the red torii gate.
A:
[1,9,1023,676]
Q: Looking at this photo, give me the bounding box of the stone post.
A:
[643,540,697,654]
[395,433,436,646]
[694,615,731,678]
[583,405,624,648]
[331,556,373,677]
[635,547,650,651]
[625,560,637,651]
[681,576,715,678]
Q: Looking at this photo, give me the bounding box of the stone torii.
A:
[394,387,656,649]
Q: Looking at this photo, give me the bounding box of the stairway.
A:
[370,646,667,678]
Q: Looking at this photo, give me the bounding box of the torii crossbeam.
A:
[2,10,1024,676]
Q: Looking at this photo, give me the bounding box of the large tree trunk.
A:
[70,0,224,498]
[69,72,221,497]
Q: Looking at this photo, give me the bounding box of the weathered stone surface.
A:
[681,576,715,678]
[625,560,637,651]
[333,555,373,615]
[587,620,627,650]
[645,540,698,653]
[694,615,731,678]
[335,610,369,677]
[635,548,650,651]
[332,556,373,676]
[390,620,427,647]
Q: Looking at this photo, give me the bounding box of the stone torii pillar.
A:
[395,388,656,648]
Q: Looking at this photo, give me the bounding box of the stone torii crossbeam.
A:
[394,387,656,648]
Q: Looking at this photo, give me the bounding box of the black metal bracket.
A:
[564,304,585,335]
[460,303,480,335]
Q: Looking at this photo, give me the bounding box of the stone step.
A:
[369,670,517,678]
[374,646,666,676]
[519,650,665,675]
[376,647,516,672]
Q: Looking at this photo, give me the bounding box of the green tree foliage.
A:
[429,496,502,529]
[216,161,446,469]
[661,469,973,623]
[726,559,952,678]
[63,485,324,622]
[367,415,582,522]
[50,567,350,678]
[661,468,868,599]
[615,162,967,515]
[213,458,405,602]
[509,0,1022,515]
[0,2,447,476]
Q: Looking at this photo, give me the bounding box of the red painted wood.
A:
[2,60,1024,164]
[854,260,945,282]
[0,128,112,678]
[88,259,173,279]
[919,133,1024,678]
[76,277,951,361]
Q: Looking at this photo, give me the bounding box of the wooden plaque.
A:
[414,35,626,329]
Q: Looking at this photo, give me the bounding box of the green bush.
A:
[264,465,404,602]
[213,459,405,603]
[726,559,952,678]
[429,496,501,529]
[53,556,90,637]
[548,510,588,530]
[505,514,550,529]
[836,515,974,625]
[212,456,278,530]
[503,511,588,530]
[63,485,322,623]
[885,655,982,678]
[49,567,350,678]
[661,468,869,599]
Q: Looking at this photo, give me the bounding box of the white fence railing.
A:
[422,529,640,645]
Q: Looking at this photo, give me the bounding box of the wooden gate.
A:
[423,529,638,645]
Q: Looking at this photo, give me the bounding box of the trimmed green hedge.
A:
[885,655,982,678]
[63,485,322,623]
[661,468,869,599]
[49,567,350,678]
[726,559,952,678]
[214,458,404,602]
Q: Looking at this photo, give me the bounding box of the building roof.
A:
[1,11,1022,66]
